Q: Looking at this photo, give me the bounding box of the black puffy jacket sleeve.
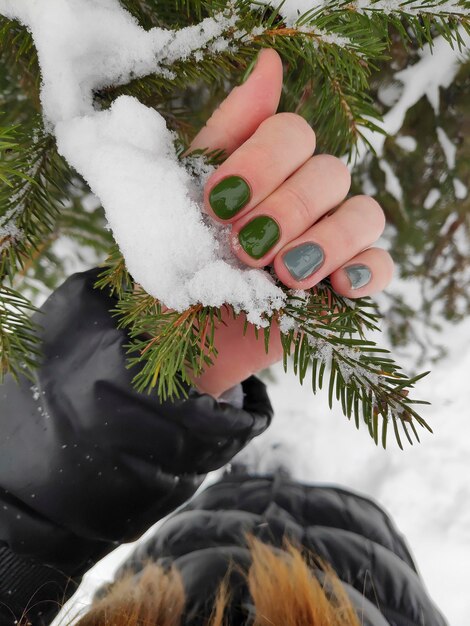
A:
[0,269,273,625]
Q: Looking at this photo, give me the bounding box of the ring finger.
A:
[330,247,395,297]
[273,195,386,289]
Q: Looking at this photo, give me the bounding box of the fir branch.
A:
[96,244,133,299]
[0,284,40,383]
[278,287,431,448]
[0,123,70,279]
[83,0,468,156]
[100,244,431,448]
[115,286,223,401]
[0,124,34,188]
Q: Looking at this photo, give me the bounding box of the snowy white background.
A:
[54,302,470,626]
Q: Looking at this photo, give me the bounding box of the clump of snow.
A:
[278,314,297,334]
[356,28,470,160]
[56,96,284,323]
[0,0,240,125]
[395,135,417,152]
[354,0,466,15]
[254,0,467,26]
[379,159,403,203]
[454,178,468,200]
[378,80,403,107]
[423,188,441,210]
[300,26,355,49]
[436,126,457,170]
[0,218,23,252]
[0,0,286,325]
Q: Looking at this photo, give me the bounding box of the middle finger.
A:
[205,112,316,223]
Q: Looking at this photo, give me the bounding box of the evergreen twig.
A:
[97,255,431,448]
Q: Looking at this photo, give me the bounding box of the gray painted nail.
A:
[345,264,372,290]
[283,243,325,281]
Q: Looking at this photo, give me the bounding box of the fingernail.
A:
[283,242,325,281]
[345,264,372,290]
[238,216,280,259]
[242,52,260,83]
[209,176,251,220]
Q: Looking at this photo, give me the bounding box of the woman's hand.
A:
[189,49,394,398]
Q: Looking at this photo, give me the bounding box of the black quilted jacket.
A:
[0,270,447,625]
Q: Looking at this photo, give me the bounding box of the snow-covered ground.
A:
[54,307,470,626]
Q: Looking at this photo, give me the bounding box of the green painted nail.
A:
[345,264,372,290]
[238,216,280,259]
[283,242,325,280]
[209,176,251,220]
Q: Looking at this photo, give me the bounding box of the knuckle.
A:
[263,112,316,144]
[283,185,312,223]
[246,141,281,168]
[205,108,239,147]
[352,195,386,234]
[316,154,351,187]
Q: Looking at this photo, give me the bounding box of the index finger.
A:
[189,48,283,156]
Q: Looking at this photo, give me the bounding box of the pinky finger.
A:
[330,247,394,298]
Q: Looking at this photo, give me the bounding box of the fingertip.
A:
[273,252,319,290]
[241,48,283,118]
[330,248,395,297]
[255,48,283,85]
[190,48,283,156]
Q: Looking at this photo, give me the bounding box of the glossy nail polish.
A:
[209,176,251,220]
[238,216,280,259]
[345,264,372,290]
[283,242,325,280]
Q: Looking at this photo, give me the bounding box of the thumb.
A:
[189,48,283,156]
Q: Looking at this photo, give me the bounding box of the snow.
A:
[379,158,403,202]
[0,0,240,125]
[0,219,22,253]
[354,0,466,15]
[254,0,467,25]
[424,188,441,209]
[358,28,470,159]
[453,178,468,199]
[436,126,457,170]
[377,80,402,107]
[0,0,285,325]
[55,95,284,321]
[395,134,417,152]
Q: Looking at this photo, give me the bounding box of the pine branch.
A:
[278,287,431,449]
[95,244,133,299]
[1,124,66,276]
[0,284,40,383]
[97,251,431,448]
